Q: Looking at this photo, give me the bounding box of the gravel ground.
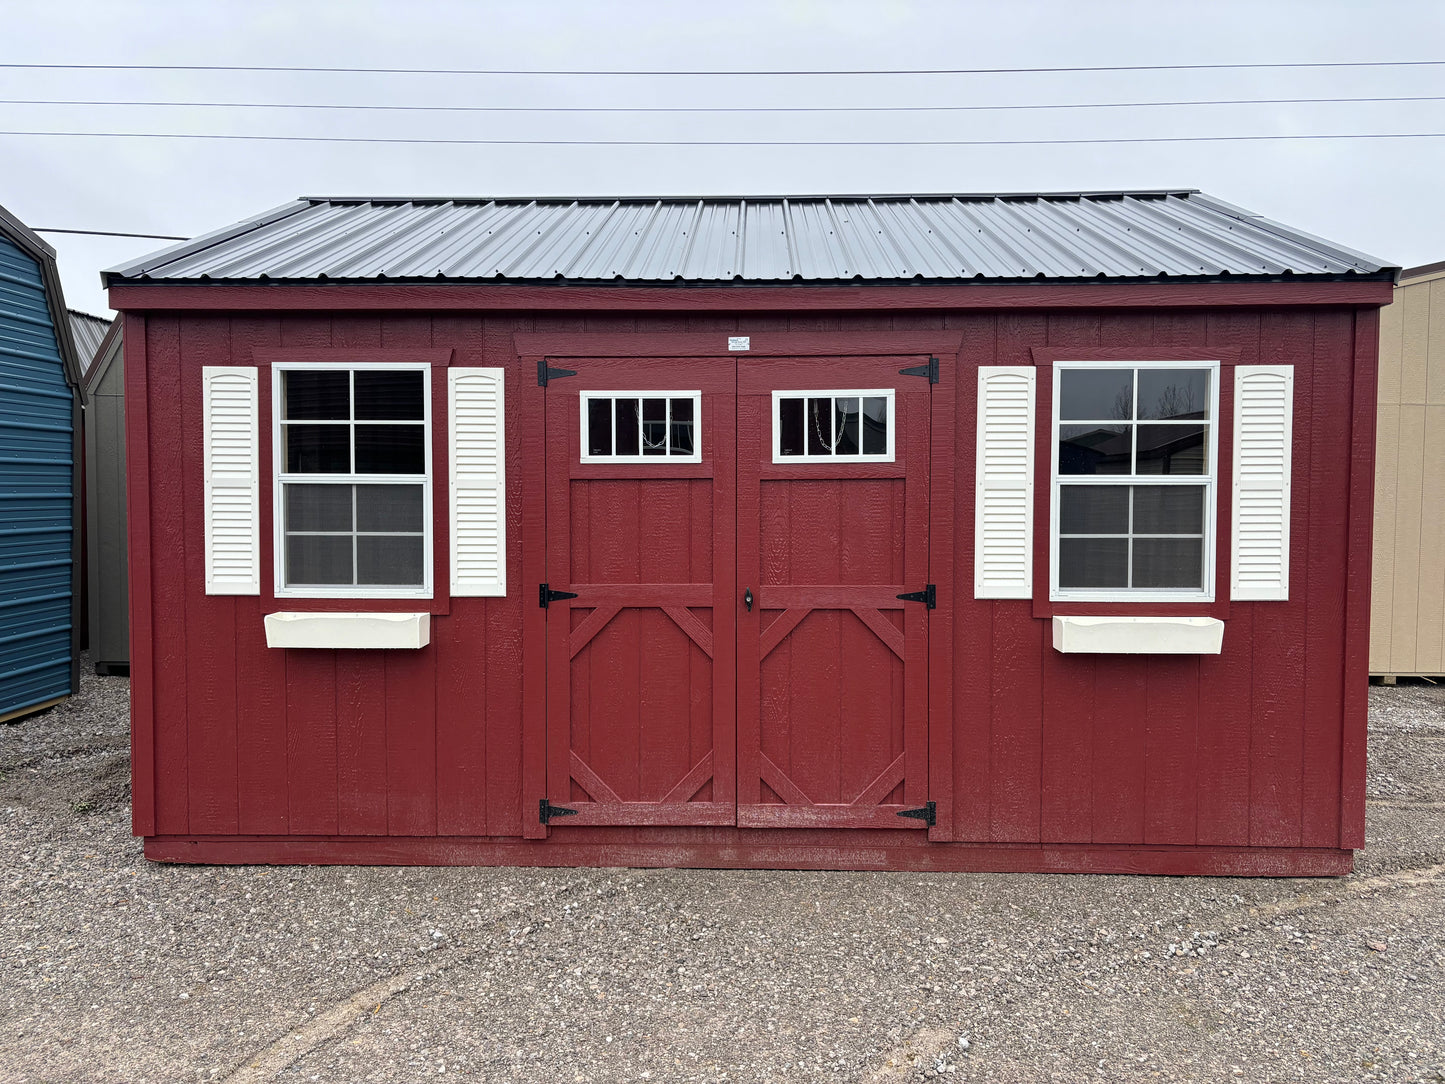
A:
[1,665,1442,1084]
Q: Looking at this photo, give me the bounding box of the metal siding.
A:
[108,192,1393,286]
[86,330,128,670]
[0,234,75,715]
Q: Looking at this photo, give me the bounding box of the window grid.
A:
[579,391,702,464]
[771,388,895,463]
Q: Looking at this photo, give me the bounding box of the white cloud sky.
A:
[3,0,1442,316]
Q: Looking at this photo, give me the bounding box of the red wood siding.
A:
[123,300,1374,871]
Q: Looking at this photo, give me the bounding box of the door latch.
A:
[744,588,753,613]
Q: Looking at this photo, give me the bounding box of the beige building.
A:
[1373,261,1445,678]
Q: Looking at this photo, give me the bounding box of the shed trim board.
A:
[110,191,1390,874]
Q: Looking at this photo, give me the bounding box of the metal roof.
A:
[67,310,112,369]
[106,191,1394,286]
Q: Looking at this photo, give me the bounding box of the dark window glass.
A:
[1059,538,1128,588]
[587,397,613,456]
[1136,424,1207,475]
[1059,424,1130,476]
[357,536,425,585]
[285,424,350,473]
[355,425,425,474]
[1059,485,1129,534]
[614,399,640,456]
[355,371,425,420]
[862,396,888,454]
[285,483,352,532]
[642,397,668,456]
[1133,538,1204,588]
[286,535,353,585]
[1133,486,1205,535]
[283,370,349,420]
[778,398,804,456]
[1059,368,1133,421]
[356,484,424,532]
[669,397,695,455]
[834,397,861,455]
[806,397,832,455]
[1137,369,1210,421]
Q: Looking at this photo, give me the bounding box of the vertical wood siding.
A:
[129,304,1369,853]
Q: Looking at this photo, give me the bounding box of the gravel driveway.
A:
[2,664,1442,1084]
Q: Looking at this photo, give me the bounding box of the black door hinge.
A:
[540,799,578,824]
[539,583,579,608]
[899,356,939,383]
[538,359,578,386]
[897,801,936,827]
[896,584,936,609]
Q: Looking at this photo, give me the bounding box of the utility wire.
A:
[1,130,1442,147]
[34,227,187,240]
[0,60,1442,76]
[3,94,1442,114]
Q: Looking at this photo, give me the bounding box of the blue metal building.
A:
[0,203,84,722]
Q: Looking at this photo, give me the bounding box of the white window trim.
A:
[770,388,896,464]
[271,361,434,600]
[1049,359,1220,603]
[579,390,703,464]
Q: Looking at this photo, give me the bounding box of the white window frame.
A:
[579,390,703,464]
[272,361,434,600]
[1049,360,1220,603]
[771,388,896,464]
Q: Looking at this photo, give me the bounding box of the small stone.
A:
[1367,940,1387,952]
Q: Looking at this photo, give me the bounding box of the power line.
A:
[34,227,187,240]
[0,60,1442,77]
[3,94,1442,115]
[1,130,1442,147]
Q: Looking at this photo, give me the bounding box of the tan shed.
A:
[1373,262,1445,679]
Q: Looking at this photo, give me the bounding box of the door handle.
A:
[744,588,753,612]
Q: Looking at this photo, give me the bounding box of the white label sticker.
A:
[728,336,751,352]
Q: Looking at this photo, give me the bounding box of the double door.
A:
[543,355,931,831]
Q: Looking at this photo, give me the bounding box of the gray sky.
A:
[3,0,1443,317]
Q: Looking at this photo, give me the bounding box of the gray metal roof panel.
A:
[104,192,1395,285]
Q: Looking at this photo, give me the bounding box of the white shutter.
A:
[202,366,260,595]
[975,366,1036,599]
[1231,365,1294,601]
[449,367,507,596]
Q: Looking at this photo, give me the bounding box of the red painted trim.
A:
[108,280,1394,314]
[520,356,548,839]
[124,313,156,837]
[1340,308,1379,849]
[142,834,1354,876]
[927,350,958,841]
[1028,345,1246,366]
[515,330,966,359]
[251,347,454,367]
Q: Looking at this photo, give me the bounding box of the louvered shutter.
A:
[975,366,1036,599]
[1231,365,1294,601]
[201,366,260,595]
[449,368,507,596]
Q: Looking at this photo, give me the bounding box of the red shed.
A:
[105,191,1395,875]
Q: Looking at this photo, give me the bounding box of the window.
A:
[773,389,894,462]
[1051,362,1218,600]
[273,363,432,598]
[581,392,700,463]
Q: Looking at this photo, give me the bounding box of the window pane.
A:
[355,424,425,474]
[778,398,804,457]
[1133,538,1204,589]
[1059,424,1130,475]
[285,423,350,473]
[834,397,860,455]
[806,397,832,455]
[1136,424,1208,475]
[1059,368,1133,421]
[285,535,352,585]
[641,397,667,456]
[1059,485,1129,534]
[670,397,695,455]
[356,484,423,532]
[285,483,352,532]
[587,397,613,456]
[1133,486,1205,535]
[862,396,888,455]
[283,370,349,421]
[357,535,425,585]
[614,399,640,456]
[1059,538,1128,588]
[354,370,425,420]
[1138,369,1210,421]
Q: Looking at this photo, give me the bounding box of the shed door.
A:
[736,357,931,829]
[544,358,737,825]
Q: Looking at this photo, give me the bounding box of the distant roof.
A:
[105,190,1395,287]
[67,309,112,369]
